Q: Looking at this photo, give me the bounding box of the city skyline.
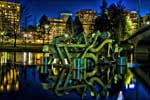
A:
[7,0,150,22]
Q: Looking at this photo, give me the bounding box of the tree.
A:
[94,16,102,31]
[39,14,49,29]
[117,0,126,40]
[73,16,83,36]
[95,0,109,32]
[108,0,127,42]
[101,0,107,17]
[27,25,36,32]
[108,3,119,39]
[38,14,49,44]
[38,14,49,36]
[66,16,73,34]
[20,4,32,31]
[124,16,134,40]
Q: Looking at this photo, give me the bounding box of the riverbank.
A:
[0,44,44,52]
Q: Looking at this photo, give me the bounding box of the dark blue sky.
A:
[8,0,150,24]
[24,0,149,16]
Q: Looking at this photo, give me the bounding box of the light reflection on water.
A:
[0,52,46,93]
[0,52,49,65]
[0,52,149,99]
[0,65,19,92]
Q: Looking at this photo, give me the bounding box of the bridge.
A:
[122,24,150,47]
[124,25,150,92]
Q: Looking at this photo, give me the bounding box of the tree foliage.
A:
[39,14,49,29]
[73,16,83,36]
[66,16,73,34]
[108,0,127,42]
[94,0,135,42]
[20,4,32,31]
[100,0,107,17]
[38,14,49,40]
[124,16,134,40]
[95,0,109,32]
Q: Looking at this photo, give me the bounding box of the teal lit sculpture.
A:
[40,31,128,99]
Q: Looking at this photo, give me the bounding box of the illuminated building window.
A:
[0,1,20,32]
[76,9,97,34]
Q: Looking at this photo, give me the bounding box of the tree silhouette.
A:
[38,14,49,44]
[116,0,126,42]
[108,0,127,42]
[101,0,107,17]
[66,16,73,34]
[20,4,32,31]
[73,16,83,36]
[94,0,109,32]
[39,14,49,30]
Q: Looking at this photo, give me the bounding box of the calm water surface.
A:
[0,52,149,100]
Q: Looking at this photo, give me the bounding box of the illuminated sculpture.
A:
[40,31,128,99]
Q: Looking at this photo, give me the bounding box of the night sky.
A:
[8,0,150,24]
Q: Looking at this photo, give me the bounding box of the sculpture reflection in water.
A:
[39,31,133,99]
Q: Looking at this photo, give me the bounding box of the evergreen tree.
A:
[101,0,107,18]
[38,14,49,42]
[108,0,127,42]
[39,14,49,29]
[73,16,83,36]
[117,0,126,41]
[95,0,109,32]
[27,25,36,32]
[66,16,73,34]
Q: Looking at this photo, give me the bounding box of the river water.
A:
[0,51,150,100]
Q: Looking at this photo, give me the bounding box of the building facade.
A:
[48,18,66,42]
[76,9,97,34]
[0,0,20,34]
[36,13,72,43]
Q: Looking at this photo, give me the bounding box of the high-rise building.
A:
[76,9,97,34]
[0,0,20,34]
[36,12,73,43]
[48,18,66,42]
